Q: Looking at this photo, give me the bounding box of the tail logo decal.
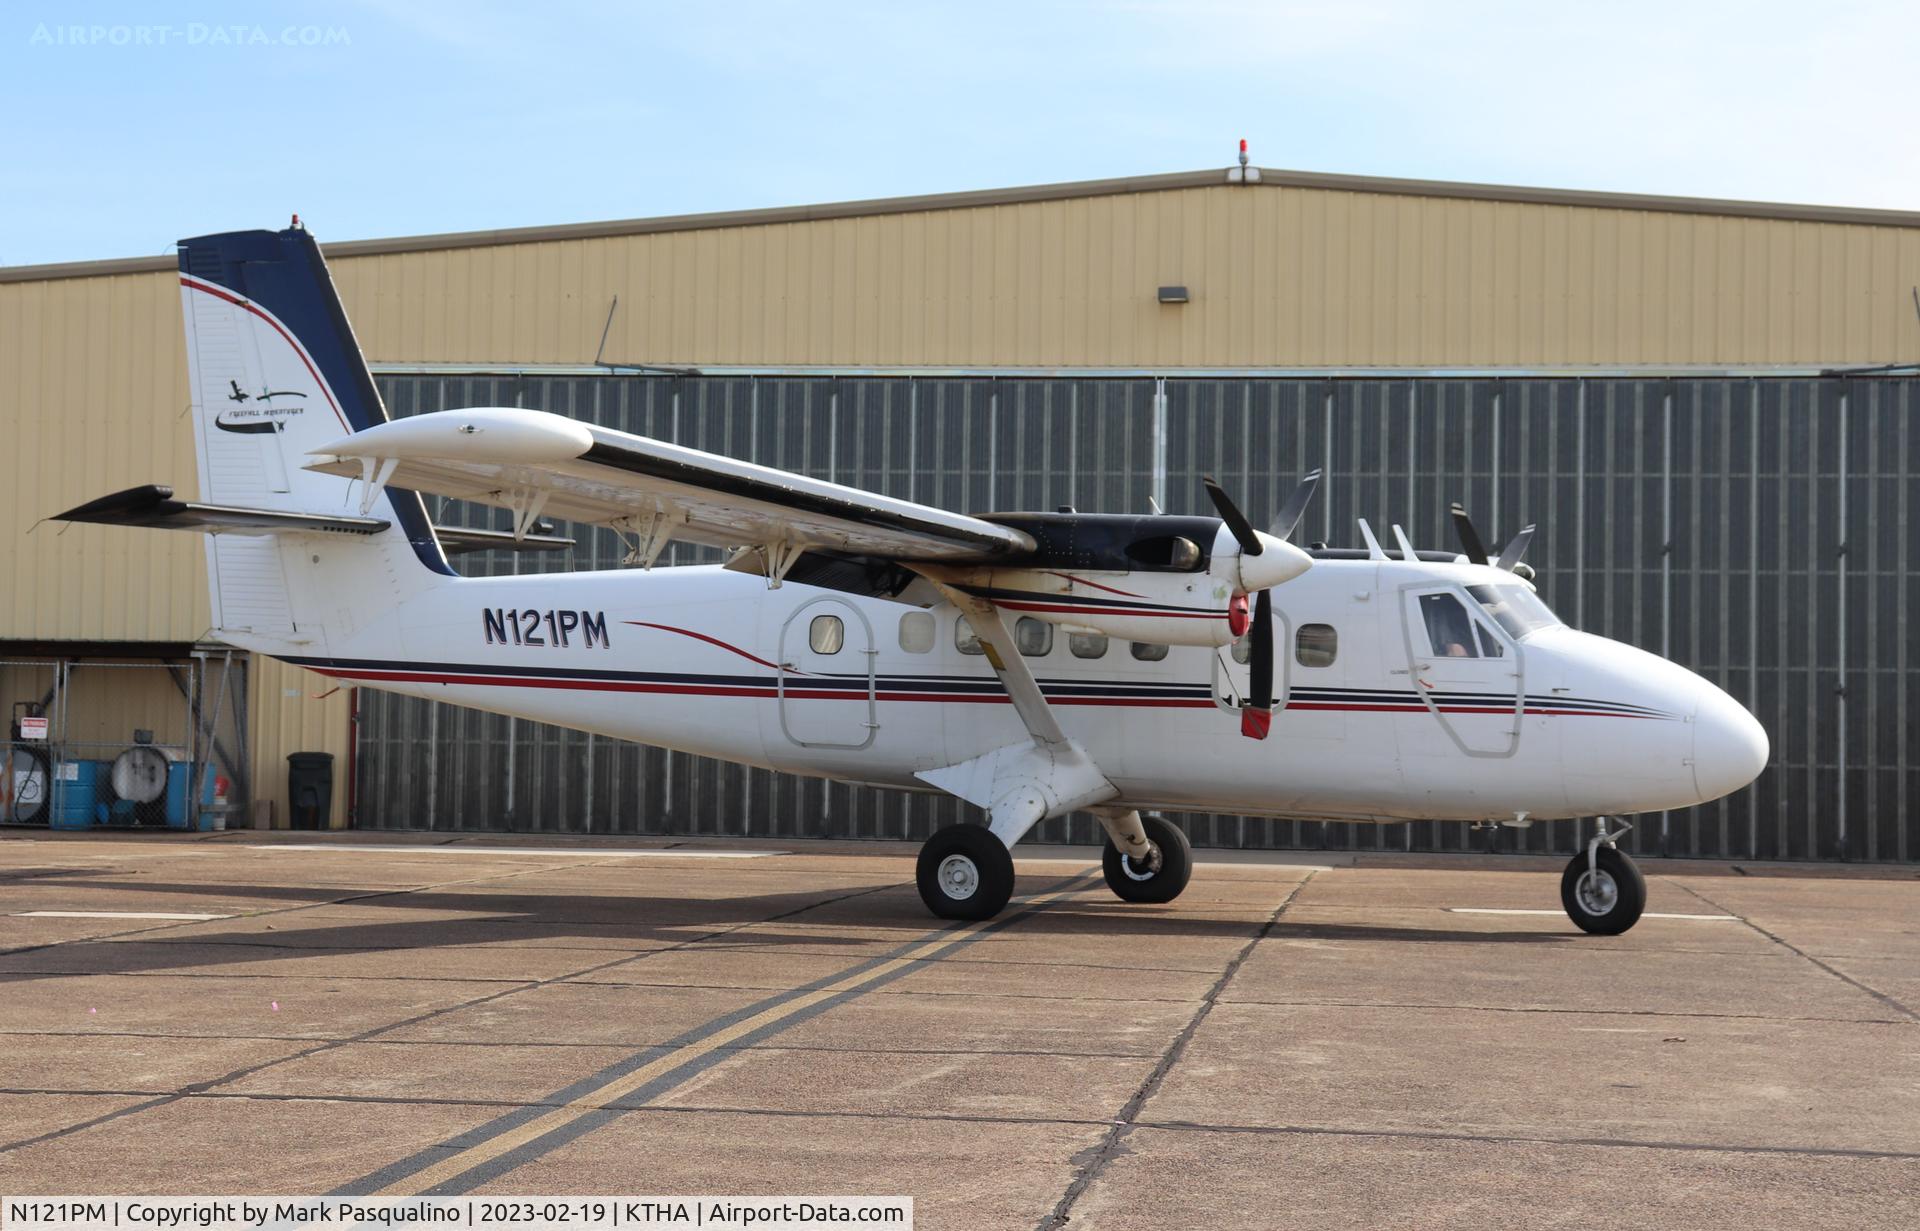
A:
[180,273,350,434]
[214,403,305,435]
[225,379,307,405]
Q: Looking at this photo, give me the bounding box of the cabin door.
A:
[778,597,878,749]
[1400,585,1523,757]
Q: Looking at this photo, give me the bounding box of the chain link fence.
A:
[0,652,247,831]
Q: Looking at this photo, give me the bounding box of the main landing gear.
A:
[1560,820,1646,935]
[916,824,1016,921]
[914,810,1195,921]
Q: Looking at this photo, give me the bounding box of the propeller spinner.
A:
[1203,473,1320,740]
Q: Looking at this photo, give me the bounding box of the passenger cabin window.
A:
[809,614,845,655]
[1069,631,1109,659]
[1124,535,1204,572]
[1418,593,1482,658]
[1130,642,1170,662]
[954,616,984,656]
[1014,617,1054,657]
[898,611,935,654]
[1296,624,1337,667]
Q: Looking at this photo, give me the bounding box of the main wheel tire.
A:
[1560,845,1646,935]
[1102,813,1193,904]
[917,824,1015,921]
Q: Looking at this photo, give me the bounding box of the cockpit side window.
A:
[1465,583,1561,640]
[1418,592,1482,659]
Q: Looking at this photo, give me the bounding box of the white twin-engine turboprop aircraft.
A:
[55,225,1769,935]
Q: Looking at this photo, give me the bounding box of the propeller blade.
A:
[1203,476,1263,556]
[1241,589,1274,740]
[1269,469,1322,542]
[1495,524,1536,573]
[1449,502,1490,566]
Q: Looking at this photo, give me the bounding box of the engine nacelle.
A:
[950,563,1240,648]
[916,511,1311,648]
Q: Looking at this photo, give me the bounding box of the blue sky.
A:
[4,0,1916,266]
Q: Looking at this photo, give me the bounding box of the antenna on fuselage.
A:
[1356,519,1388,561]
[1390,524,1418,561]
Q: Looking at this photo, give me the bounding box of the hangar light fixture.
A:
[1158,285,1190,304]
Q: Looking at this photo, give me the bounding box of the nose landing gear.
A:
[1099,811,1193,904]
[1561,820,1646,935]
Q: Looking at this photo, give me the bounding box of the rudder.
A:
[176,225,453,644]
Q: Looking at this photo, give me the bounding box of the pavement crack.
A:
[1671,881,1918,1023]
[1214,996,1910,1026]
[1037,869,1318,1231]
[1134,1118,1920,1162]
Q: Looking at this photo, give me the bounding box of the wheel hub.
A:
[1119,841,1163,882]
[1575,868,1619,915]
[937,853,980,901]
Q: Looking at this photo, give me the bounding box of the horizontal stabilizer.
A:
[54,485,391,536]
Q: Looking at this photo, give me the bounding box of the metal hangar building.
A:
[2,164,1915,862]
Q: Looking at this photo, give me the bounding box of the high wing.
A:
[305,407,1034,575]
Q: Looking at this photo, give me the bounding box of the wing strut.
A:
[911,578,1118,849]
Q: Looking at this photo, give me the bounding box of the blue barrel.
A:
[50,761,101,829]
[165,763,217,829]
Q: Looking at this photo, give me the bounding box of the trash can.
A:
[286,752,335,830]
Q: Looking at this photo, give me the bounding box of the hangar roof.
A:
[6,166,1920,284]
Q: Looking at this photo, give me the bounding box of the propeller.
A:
[1495,525,1536,574]
[1450,501,1537,580]
[1203,477,1263,556]
[1448,502,1490,566]
[1203,473,1320,741]
[1270,468,1322,542]
[1243,589,1275,739]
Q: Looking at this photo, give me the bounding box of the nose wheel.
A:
[1560,825,1646,935]
[1102,813,1193,904]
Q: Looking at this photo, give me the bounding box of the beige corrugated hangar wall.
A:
[2,167,1918,834]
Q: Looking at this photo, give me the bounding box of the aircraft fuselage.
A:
[277,554,1767,826]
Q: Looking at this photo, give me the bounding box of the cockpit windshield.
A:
[1465,583,1561,640]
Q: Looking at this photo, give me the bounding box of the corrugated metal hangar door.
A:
[352,374,1919,864]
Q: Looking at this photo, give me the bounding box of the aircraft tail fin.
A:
[172,224,454,648]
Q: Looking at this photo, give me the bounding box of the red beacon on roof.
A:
[1229,139,1258,183]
